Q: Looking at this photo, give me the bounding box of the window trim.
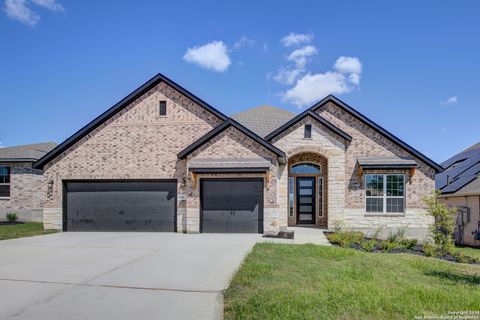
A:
[288,176,294,217]
[0,165,11,199]
[304,124,312,139]
[365,173,405,214]
[159,100,167,116]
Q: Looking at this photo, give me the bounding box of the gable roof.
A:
[309,95,443,173]
[177,118,286,164]
[436,141,480,195]
[231,105,296,138]
[0,142,58,162]
[265,110,352,142]
[34,73,228,169]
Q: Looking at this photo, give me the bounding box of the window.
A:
[366,174,404,213]
[0,166,10,198]
[288,177,294,217]
[304,124,312,138]
[318,177,323,216]
[290,163,321,174]
[159,100,167,116]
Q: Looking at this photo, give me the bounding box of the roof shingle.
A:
[0,142,58,161]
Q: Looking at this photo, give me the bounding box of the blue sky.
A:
[1,0,479,163]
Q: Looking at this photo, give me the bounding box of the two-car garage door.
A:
[64,178,264,233]
[64,181,177,232]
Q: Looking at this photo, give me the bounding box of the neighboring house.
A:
[436,142,480,247]
[33,73,443,240]
[0,142,58,222]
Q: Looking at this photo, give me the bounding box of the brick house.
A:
[436,142,480,247]
[33,73,443,240]
[0,142,57,221]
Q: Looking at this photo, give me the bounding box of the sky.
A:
[1,0,479,163]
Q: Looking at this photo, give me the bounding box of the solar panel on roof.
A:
[437,144,480,194]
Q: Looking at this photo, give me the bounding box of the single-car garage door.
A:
[64,180,176,232]
[200,179,263,233]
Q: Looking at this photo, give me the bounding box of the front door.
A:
[296,177,315,224]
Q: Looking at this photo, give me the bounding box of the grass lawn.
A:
[456,246,480,259]
[225,243,480,320]
[0,222,57,240]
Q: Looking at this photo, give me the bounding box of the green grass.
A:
[225,243,480,320]
[0,222,57,240]
[456,246,480,259]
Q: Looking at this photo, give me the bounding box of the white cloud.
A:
[282,72,354,107]
[3,0,63,26]
[261,42,268,52]
[4,0,39,26]
[288,45,317,68]
[233,36,255,50]
[273,67,306,85]
[440,96,458,105]
[281,32,313,47]
[183,41,231,72]
[334,56,362,74]
[31,0,62,11]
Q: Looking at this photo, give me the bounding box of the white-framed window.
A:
[365,174,405,213]
[0,166,10,198]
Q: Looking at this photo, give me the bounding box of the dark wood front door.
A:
[296,177,315,224]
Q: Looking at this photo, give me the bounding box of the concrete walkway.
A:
[0,232,260,320]
[289,227,332,245]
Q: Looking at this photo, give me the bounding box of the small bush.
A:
[423,192,456,255]
[399,238,418,250]
[326,231,364,248]
[452,250,480,264]
[380,240,399,253]
[6,212,18,223]
[423,242,438,257]
[360,239,378,252]
[388,225,409,243]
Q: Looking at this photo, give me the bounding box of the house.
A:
[0,142,57,221]
[33,73,443,239]
[436,142,480,247]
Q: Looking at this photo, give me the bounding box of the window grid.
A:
[318,177,323,217]
[304,124,312,139]
[0,166,10,198]
[366,174,404,214]
[159,100,167,116]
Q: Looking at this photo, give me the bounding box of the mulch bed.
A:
[0,221,25,226]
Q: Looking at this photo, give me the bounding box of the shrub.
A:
[6,212,18,223]
[388,225,409,243]
[399,238,418,250]
[372,225,385,240]
[452,250,480,264]
[326,231,364,248]
[380,240,399,253]
[360,239,378,252]
[423,192,456,255]
[422,242,438,257]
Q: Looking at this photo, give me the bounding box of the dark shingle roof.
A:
[436,141,480,195]
[357,157,417,169]
[231,106,296,138]
[0,142,58,161]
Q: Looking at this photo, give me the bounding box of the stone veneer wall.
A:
[272,115,347,230]
[186,126,280,234]
[42,82,223,230]
[0,162,44,222]
[316,102,435,239]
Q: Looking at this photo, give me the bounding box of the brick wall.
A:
[42,82,223,229]
[0,162,44,222]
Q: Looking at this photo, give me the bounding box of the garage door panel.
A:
[65,181,176,232]
[201,179,263,233]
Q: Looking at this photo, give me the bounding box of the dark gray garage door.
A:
[200,179,263,233]
[64,181,176,232]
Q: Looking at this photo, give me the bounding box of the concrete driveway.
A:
[0,232,260,320]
